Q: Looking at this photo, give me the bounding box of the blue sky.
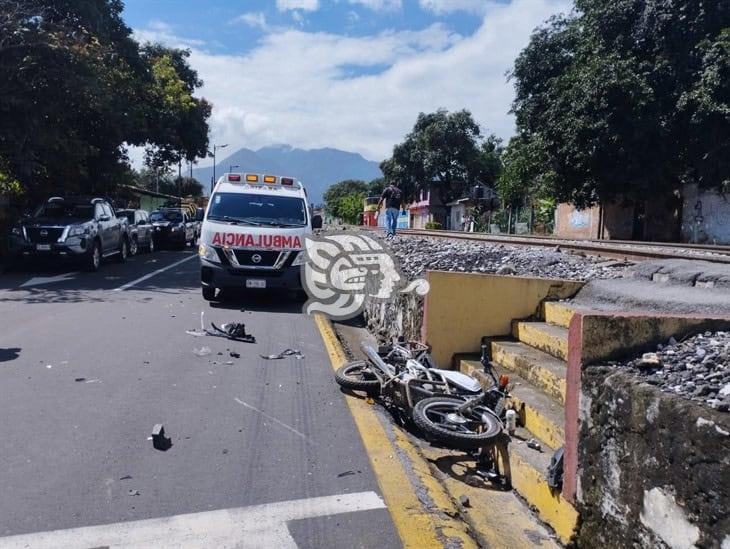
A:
[124,0,570,166]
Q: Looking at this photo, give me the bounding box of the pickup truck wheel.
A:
[86,241,102,272]
[148,237,155,253]
[202,286,216,301]
[117,238,128,263]
[129,236,138,256]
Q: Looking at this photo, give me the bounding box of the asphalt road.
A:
[0,250,400,548]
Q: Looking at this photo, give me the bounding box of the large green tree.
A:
[0,0,210,201]
[381,109,502,204]
[510,0,730,207]
[323,179,368,218]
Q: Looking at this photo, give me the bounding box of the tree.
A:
[381,110,502,204]
[510,0,730,207]
[323,179,368,218]
[0,1,210,201]
[337,192,366,224]
[367,177,386,196]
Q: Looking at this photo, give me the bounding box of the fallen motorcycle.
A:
[412,340,512,451]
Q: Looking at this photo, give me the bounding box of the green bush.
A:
[425,221,442,230]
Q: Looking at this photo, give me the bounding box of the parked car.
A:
[8,196,130,271]
[117,209,155,255]
[150,208,195,249]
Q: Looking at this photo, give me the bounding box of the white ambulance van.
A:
[198,172,322,301]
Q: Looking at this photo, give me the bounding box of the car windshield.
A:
[119,211,135,223]
[207,193,307,227]
[34,202,94,220]
[151,211,182,222]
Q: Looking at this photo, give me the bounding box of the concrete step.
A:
[491,340,567,404]
[460,360,564,450]
[541,301,580,328]
[509,427,579,545]
[512,321,568,360]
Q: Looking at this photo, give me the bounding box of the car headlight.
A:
[68,226,88,237]
[11,226,21,236]
[171,226,181,232]
[199,243,220,263]
[291,251,307,266]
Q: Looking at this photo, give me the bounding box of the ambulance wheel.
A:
[202,286,216,301]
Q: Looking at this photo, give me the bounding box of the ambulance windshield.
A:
[208,193,307,227]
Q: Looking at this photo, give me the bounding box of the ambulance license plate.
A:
[36,244,51,251]
[246,279,266,289]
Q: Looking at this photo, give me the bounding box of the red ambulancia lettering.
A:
[293,236,301,248]
[212,233,221,245]
[235,233,246,247]
[225,233,235,246]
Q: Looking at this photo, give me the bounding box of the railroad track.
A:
[361,227,730,264]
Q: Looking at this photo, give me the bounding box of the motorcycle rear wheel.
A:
[413,396,502,450]
[334,361,381,395]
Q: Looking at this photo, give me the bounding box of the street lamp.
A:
[209,143,229,195]
[229,164,240,173]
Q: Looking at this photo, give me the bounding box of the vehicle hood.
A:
[24,217,91,226]
[200,220,309,251]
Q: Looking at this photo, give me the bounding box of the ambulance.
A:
[198,172,322,301]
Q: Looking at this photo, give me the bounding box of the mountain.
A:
[193,145,382,204]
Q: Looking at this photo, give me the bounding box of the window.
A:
[94,204,104,219]
[102,203,113,218]
[207,193,307,227]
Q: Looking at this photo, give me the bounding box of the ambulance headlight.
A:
[199,243,221,263]
[291,251,307,266]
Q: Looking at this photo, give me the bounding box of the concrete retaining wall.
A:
[578,367,730,549]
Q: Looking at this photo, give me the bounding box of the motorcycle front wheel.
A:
[412,396,502,450]
[334,361,381,396]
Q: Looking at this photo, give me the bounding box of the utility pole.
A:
[209,143,229,195]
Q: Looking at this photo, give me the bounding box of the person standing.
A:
[377,183,404,239]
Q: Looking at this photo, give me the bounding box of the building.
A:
[408,186,446,229]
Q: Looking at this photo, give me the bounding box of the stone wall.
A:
[578,367,729,548]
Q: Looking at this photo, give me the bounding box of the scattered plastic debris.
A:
[547,447,564,490]
[211,322,255,343]
[193,346,212,357]
[337,470,359,478]
[260,348,304,360]
[224,361,234,365]
[229,351,241,359]
[526,438,542,452]
[152,424,172,451]
[74,377,86,382]
[128,489,140,496]
[459,495,471,508]
[120,475,132,481]
[45,364,52,369]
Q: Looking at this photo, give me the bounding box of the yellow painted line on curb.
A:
[314,314,476,549]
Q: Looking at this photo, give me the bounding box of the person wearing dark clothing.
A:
[378,184,403,238]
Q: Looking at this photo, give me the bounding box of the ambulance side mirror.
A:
[311,214,323,229]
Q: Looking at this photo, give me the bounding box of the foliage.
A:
[497,135,554,208]
[425,221,442,230]
[337,192,366,224]
[131,168,203,197]
[0,0,210,201]
[510,0,730,207]
[367,177,386,196]
[381,110,503,204]
[323,179,368,218]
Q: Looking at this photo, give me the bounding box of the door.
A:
[136,211,149,245]
[102,203,118,253]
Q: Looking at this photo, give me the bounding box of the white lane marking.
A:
[0,491,386,549]
[19,272,79,288]
[235,397,310,442]
[113,254,197,291]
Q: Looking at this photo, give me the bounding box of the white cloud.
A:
[133,0,569,167]
[348,0,402,11]
[231,12,268,30]
[276,0,319,12]
[419,0,488,15]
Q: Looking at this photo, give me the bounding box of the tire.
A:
[86,240,102,272]
[412,396,502,451]
[117,238,128,263]
[129,236,138,256]
[147,237,155,253]
[334,361,381,395]
[202,286,216,301]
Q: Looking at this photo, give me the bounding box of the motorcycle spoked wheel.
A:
[334,360,381,396]
[412,396,502,451]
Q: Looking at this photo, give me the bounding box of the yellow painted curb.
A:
[314,314,477,549]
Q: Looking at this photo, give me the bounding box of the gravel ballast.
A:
[606,331,730,412]
[386,235,628,280]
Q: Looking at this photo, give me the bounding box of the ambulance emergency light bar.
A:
[224,173,300,188]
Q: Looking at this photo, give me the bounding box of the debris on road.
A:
[337,470,359,478]
[526,438,542,452]
[211,322,256,343]
[229,351,241,358]
[193,346,212,357]
[120,475,132,481]
[152,424,172,451]
[260,348,304,360]
[74,377,86,382]
[459,495,471,508]
[128,489,140,496]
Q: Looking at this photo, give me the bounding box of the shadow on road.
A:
[209,290,305,315]
[0,348,21,362]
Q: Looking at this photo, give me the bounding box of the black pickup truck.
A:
[8,196,130,271]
